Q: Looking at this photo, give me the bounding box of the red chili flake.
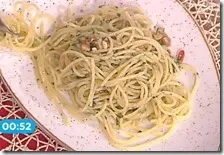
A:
[177,50,185,63]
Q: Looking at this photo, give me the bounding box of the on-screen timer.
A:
[0,119,36,134]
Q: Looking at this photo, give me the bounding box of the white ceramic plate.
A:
[0,0,220,151]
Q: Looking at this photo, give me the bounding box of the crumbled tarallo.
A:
[153,27,171,46]
[161,34,171,46]
[92,47,97,51]
[81,43,90,51]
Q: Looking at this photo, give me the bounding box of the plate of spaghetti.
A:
[0,0,220,151]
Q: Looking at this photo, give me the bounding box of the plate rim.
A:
[0,0,220,151]
[176,0,220,82]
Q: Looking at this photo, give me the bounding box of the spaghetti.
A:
[0,2,199,151]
